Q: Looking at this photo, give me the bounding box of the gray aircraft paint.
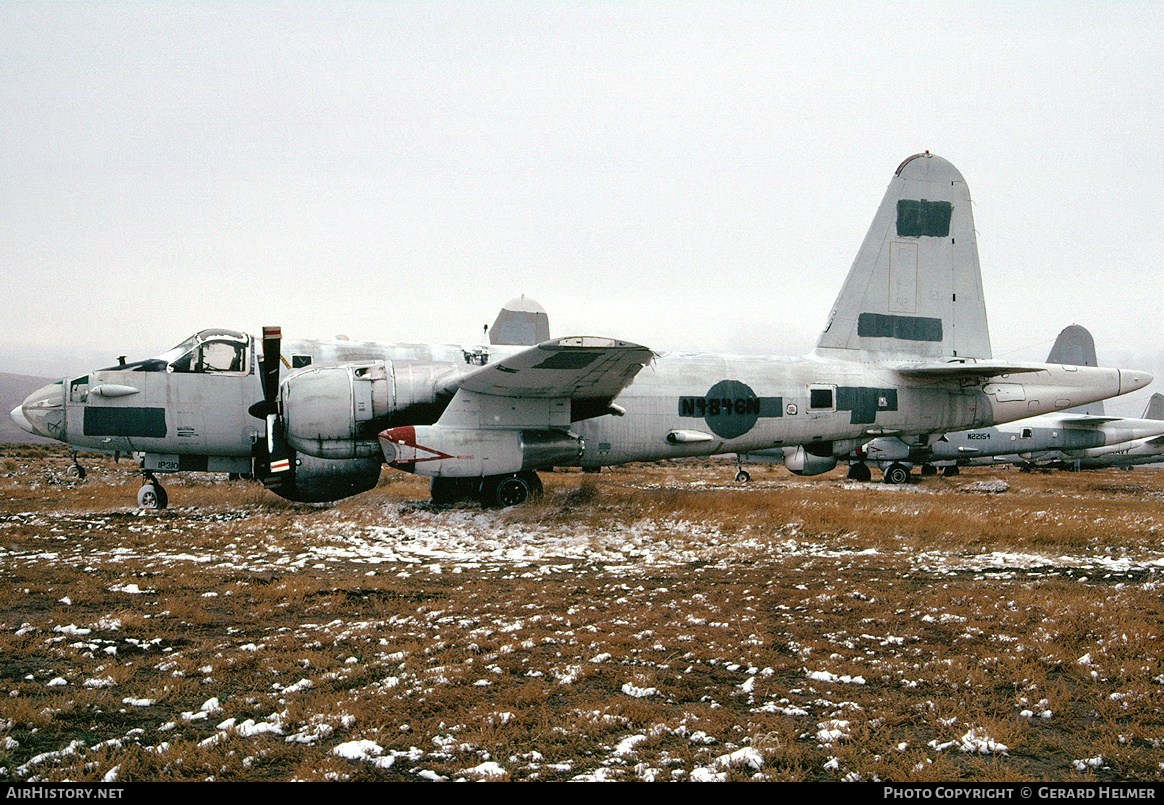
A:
[997,391,1164,470]
[383,154,1146,479]
[868,327,1164,473]
[13,154,1154,504]
[1046,324,1102,416]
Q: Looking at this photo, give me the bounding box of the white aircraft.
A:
[13,153,1152,507]
[970,392,1164,472]
[849,325,1164,481]
[1069,393,1164,469]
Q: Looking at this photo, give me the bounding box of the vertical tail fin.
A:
[815,152,991,361]
[1047,324,1103,415]
[488,297,550,346]
[1046,324,1098,367]
[1144,393,1164,421]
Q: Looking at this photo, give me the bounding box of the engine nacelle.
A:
[380,425,583,477]
[281,362,455,459]
[783,445,839,476]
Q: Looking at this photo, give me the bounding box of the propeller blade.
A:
[248,325,283,420]
[250,326,291,478]
[260,325,282,409]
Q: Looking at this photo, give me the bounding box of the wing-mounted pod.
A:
[782,445,838,476]
[380,425,583,477]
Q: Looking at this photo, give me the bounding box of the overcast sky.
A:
[3,1,1161,416]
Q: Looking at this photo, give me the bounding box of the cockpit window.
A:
[169,338,249,375]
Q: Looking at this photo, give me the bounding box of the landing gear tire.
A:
[430,477,481,506]
[942,465,960,477]
[137,483,168,510]
[883,463,910,485]
[735,470,750,483]
[846,462,871,482]
[480,472,542,508]
[66,463,86,480]
[920,464,937,476]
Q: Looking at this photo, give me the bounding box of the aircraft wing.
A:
[437,337,653,429]
[1038,414,1123,427]
[457,337,653,399]
[893,360,1051,379]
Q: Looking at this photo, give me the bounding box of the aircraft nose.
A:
[10,405,34,435]
[1120,370,1154,396]
[18,381,66,441]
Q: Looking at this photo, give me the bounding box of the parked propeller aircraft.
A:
[958,391,1164,473]
[12,153,1153,508]
[833,325,1164,482]
[1065,393,1164,470]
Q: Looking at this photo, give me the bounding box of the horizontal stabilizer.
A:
[893,360,1051,379]
[1040,414,1122,428]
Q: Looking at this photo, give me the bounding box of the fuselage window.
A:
[808,385,835,411]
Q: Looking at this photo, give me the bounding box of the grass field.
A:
[3,446,1164,782]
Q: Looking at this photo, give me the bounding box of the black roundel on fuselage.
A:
[677,380,783,440]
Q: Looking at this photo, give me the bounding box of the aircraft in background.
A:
[835,325,1164,482]
[959,391,1164,473]
[1064,393,1164,470]
[13,153,1152,508]
[846,325,1163,480]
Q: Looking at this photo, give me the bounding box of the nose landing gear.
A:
[137,471,168,510]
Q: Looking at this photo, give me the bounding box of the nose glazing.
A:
[17,382,66,441]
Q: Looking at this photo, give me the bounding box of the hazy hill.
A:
[1,372,56,444]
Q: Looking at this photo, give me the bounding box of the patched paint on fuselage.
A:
[64,367,259,455]
[575,354,1001,467]
[55,335,528,458]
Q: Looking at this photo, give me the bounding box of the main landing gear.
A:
[882,463,911,485]
[137,471,168,510]
[430,471,544,509]
[846,462,872,482]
